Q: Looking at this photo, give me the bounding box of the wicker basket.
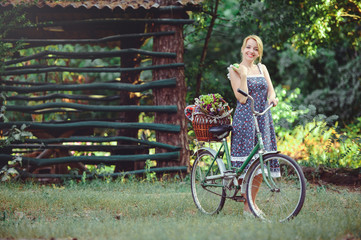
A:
[192,113,231,142]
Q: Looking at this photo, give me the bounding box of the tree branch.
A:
[195,0,220,97]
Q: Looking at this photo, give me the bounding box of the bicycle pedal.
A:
[233,196,246,202]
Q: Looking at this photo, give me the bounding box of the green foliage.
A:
[278,119,361,169]
[303,55,361,122]
[144,159,157,182]
[271,86,308,137]
[252,0,361,56]
[274,44,361,122]
[0,124,33,147]
[0,5,28,71]
[270,87,360,169]
[0,156,22,181]
[0,99,33,182]
[342,116,361,139]
[0,4,33,181]
[287,0,361,56]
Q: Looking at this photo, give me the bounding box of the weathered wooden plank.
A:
[16,136,181,151]
[5,103,178,114]
[7,93,120,102]
[2,144,149,151]
[31,18,194,28]
[5,49,176,66]
[109,166,188,177]
[20,166,188,179]
[1,31,175,45]
[0,121,181,132]
[0,152,180,167]
[2,63,184,76]
[0,79,54,86]
[0,78,176,93]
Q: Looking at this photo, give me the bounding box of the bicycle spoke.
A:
[191,150,226,215]
[247,154,306,222]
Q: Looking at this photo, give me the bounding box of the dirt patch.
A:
[302,166,361,188]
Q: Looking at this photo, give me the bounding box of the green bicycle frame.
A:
[201,143,226,188]
[201,130,279,190]
[207,133,277,189]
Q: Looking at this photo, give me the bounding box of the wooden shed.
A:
[0,0,202,179]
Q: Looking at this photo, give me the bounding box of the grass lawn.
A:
[0,179,360,240]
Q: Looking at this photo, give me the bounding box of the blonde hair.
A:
[241,35,264,63]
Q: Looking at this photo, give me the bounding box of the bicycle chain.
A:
[202,184,238,199]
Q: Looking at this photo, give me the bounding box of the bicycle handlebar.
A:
[237,88,274,116]
[237,88,248,97]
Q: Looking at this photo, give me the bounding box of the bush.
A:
[278,119,361,169]
[273,87,360,169]
[271,86,307,137]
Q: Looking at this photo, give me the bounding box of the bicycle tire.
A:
[246,153,306,222]
[191,150,226,215]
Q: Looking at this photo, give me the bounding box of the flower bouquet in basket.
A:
[194,93,232,118]
[192,93,233,141]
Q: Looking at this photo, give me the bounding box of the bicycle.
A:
[190,88,306,222]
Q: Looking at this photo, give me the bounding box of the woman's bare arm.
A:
[229,65,248,104]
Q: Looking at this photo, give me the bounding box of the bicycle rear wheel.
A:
[246,153,306,222]
[191,150,226,215]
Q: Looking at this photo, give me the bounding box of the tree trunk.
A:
[152,12,189,172]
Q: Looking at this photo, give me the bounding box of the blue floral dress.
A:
[227,63,279,178]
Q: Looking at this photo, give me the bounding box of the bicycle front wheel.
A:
[246,153,306,222]
[191,150,226,215]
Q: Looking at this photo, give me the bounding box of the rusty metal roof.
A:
[1,0,203,10]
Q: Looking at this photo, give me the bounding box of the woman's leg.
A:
[243,174,263,212]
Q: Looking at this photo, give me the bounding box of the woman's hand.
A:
[232,64,248,77]
[268,97,279,107]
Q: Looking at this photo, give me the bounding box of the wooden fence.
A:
[0,17,191,180]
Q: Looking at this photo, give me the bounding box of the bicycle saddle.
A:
[209,125,233,139]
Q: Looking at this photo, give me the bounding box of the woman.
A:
[227,35,279,214]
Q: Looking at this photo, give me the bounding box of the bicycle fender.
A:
[240,151,280,194]
[194,147,227,174]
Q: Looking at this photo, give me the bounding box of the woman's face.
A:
[242,38,259,62]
